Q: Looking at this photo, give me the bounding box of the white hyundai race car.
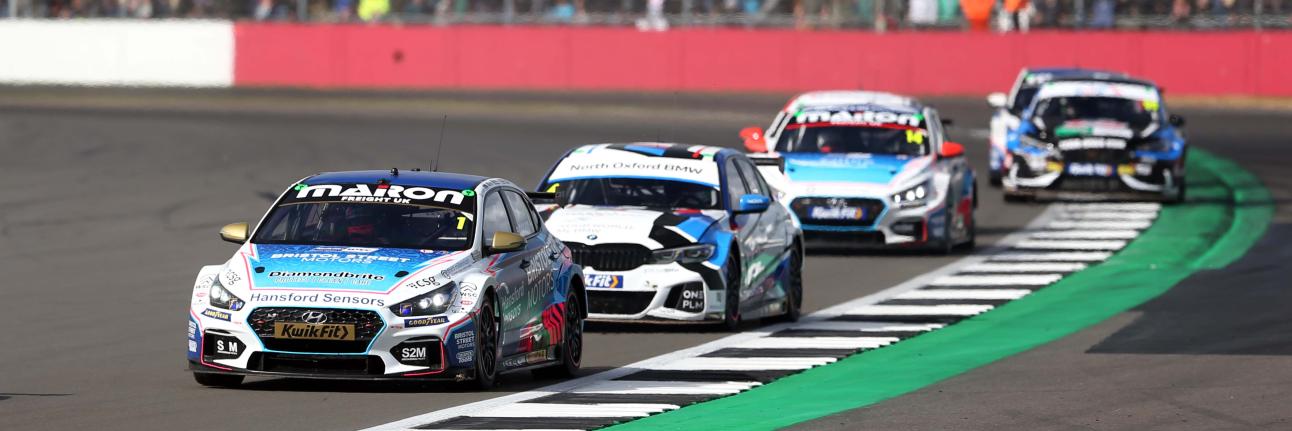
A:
[740,91,977,252]
[188,170,585,388]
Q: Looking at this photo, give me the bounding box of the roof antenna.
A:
[433,114,447,172]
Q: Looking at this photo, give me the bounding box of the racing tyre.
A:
[193,372,243,388]
[533,290,583,379]
[932,211,955,255]
[722,254,744,331]
[989,170,1002,187]
[776,245,804,322]
[1169,182,1188,204]
[472,295,501,389]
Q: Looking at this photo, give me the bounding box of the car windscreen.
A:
[253,202,474,250]
[552,177,721,210]
[775,124,930,156]
[1033,96,1158,131]
[1011,87,1039,114]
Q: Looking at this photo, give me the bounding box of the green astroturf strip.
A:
[602,148,1273,431]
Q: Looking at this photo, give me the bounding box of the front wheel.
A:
[533,290,583,379]
[193,372,243,388]
[472,295,501,389]
[776,245,803,322]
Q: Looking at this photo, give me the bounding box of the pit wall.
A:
[4,21,1290,96]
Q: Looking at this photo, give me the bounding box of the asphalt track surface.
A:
[0,89,1285,431]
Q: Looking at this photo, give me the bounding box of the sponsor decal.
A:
[293,183,466,206]
[1057,137,1127,151]
[268,253,411,264]
[586,273,623,289]
[1067,163,1116,177]
[215,338,241,356]
[794,110,924,128]
[247,292,386,307]
[188,340,198,353]
[272,322,355,340]
[399,346,427,362]
[454,329,475,352]
[201,308,232,321]
[404,316,449,327]
[808,206,865,220]
[676,285,705,313]
[548,157,720,186]
[267,271,385,286]
[313,246,379,253]
[446,318,476,367]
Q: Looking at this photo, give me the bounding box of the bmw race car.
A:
[534,143,804,329]
[1002,79,1188,202]
[740,91,976,252]
[986,67,1131,186]
[188,170,586,388]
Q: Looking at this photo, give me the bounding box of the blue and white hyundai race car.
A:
[986,67,1130,186]
[188,170,585,389]
[1003,79,1188,202]
[534,143,803,329]
[739,91,977,252]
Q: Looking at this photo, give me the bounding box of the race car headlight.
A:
[649,244,716,265]
[891,182,931,208]
[390,282,455,317]
[208,276,245,311]
[1019,134,1055,152]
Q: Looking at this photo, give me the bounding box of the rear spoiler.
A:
[749,155,785,172]
[526,191,558,204]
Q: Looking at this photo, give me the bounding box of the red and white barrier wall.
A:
[3,21,1291,96]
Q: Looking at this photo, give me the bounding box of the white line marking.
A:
[465,403,677,418]
[789,321,946,332]
[895,289,1032,300]
[1057,211,1157,221]
[647,357,837,371]
[1063,203,1161,211]
[358,205,1066,431]
[988,251,1113,262]
[930,274,1064,286]
[961,262,1087,273]
[573,380,761,395]
[1015,239,1127,251]
[843,304,995,316]
[1030,230,1141,240]
[1046,220,1153,230]
[734,337,899,350]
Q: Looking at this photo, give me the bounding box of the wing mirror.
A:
[939,141,965,159]
[740,126,767,153]
[219,222,249,244]
[1169,114,1186,127]
[488,231,526,254]
[987,92,1007,109]
[733,194,771,214]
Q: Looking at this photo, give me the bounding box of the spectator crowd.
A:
[2,0,1288,29]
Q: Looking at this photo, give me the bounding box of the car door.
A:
[501,189,551,354]
[733,157,791,309]
[722,158,758,311]
[479,189,537,359]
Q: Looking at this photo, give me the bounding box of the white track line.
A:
[790,321,946,332]
[1063,203,1161,211]
[895,289,1032,300]
[1056,211,1157,221]
[734,337,899,350]
[843,304,996,316]
[573,380,761,395]
[989,251,1113,262]
[648,357,837,371]
[1030,230,1141,240]
[1015,239,1127,250]
[358,205,1066,431]
[465,403,678,418]
[1046,220,1153,230]
[961,262,1087,273]
[930,274,1064,286]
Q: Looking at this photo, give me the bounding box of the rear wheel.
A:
[777,245,804,322]
[472,295,500,389]
[533,289,583,379]
[722,254,743,331]
[989,170,1003,187]
[193,372,243,388]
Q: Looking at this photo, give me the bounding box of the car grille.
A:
[248,307,383,354]
[587,290,655,315]
[246,352,385,376]
[1057,177,1127,192]
[790,197,886,227]
[1061,149,1129,164]
[566,243,652,272]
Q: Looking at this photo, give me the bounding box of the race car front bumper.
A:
[790,196,949,248]
[1004,150,1184,201]
[187,305,479,380]
[582,262,725,322]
